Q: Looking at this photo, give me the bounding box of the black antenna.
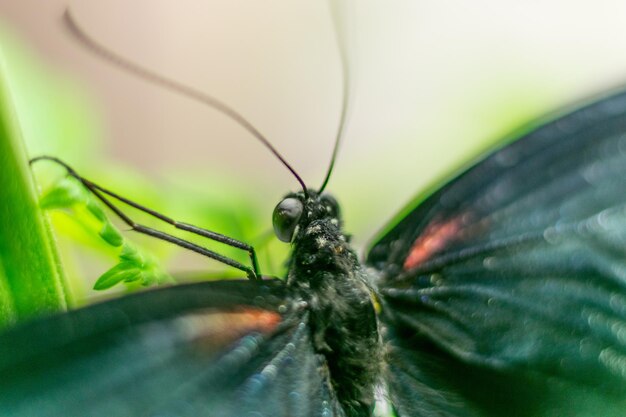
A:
[318,2,350,194]
[63,8,309,197]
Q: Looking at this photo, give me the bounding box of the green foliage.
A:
[0,45,68,328]
[0,25,290,320]
[98,222,124,247]
[94,243,173,290]
[38,176,174,291]
[93,262,142,290]
[39,178,89,209]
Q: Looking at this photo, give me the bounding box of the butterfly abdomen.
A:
[288,207,382,417]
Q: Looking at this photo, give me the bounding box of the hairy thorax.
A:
[287,218,382,417]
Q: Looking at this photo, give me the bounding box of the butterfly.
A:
[3,5,626,417]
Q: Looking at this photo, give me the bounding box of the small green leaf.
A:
[119,243,144,266]
[140,268,173,287]
[86,199,107,222]
[94,262,142,290]
[123,271,142,283]
[99,221,124,247]
[39,178,86,209]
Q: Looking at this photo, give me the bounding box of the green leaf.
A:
[98,221,124,247]
[39,178,87,209]
[139,268,173,287]
[119,243,144,266]
[93,262,142,290]
[86,199,107,222]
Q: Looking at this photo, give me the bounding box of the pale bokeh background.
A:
[2,0,626,253]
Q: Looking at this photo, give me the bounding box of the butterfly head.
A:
[272,190,342,243]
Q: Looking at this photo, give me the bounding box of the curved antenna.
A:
[318,1,351,193]
[63,7,309,197]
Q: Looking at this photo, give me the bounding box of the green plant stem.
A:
[0,44,68,328]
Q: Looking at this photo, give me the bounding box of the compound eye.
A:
[272,197,304,242]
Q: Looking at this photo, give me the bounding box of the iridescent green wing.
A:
[369,90,626,416]
[0,280,344,417]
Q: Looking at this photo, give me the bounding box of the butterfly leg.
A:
[30,156,260,280]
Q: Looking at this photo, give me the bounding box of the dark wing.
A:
[0,280,344,417]
[367,90,626,416]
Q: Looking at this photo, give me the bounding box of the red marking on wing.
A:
[403,217,464,270]
[180,308,282,354]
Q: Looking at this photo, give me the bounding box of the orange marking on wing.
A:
[180,308,282,354]
[403,217,464,270]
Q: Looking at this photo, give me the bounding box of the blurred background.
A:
[2,0,626,299]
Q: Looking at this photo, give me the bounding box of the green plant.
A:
[0,47,68,328]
